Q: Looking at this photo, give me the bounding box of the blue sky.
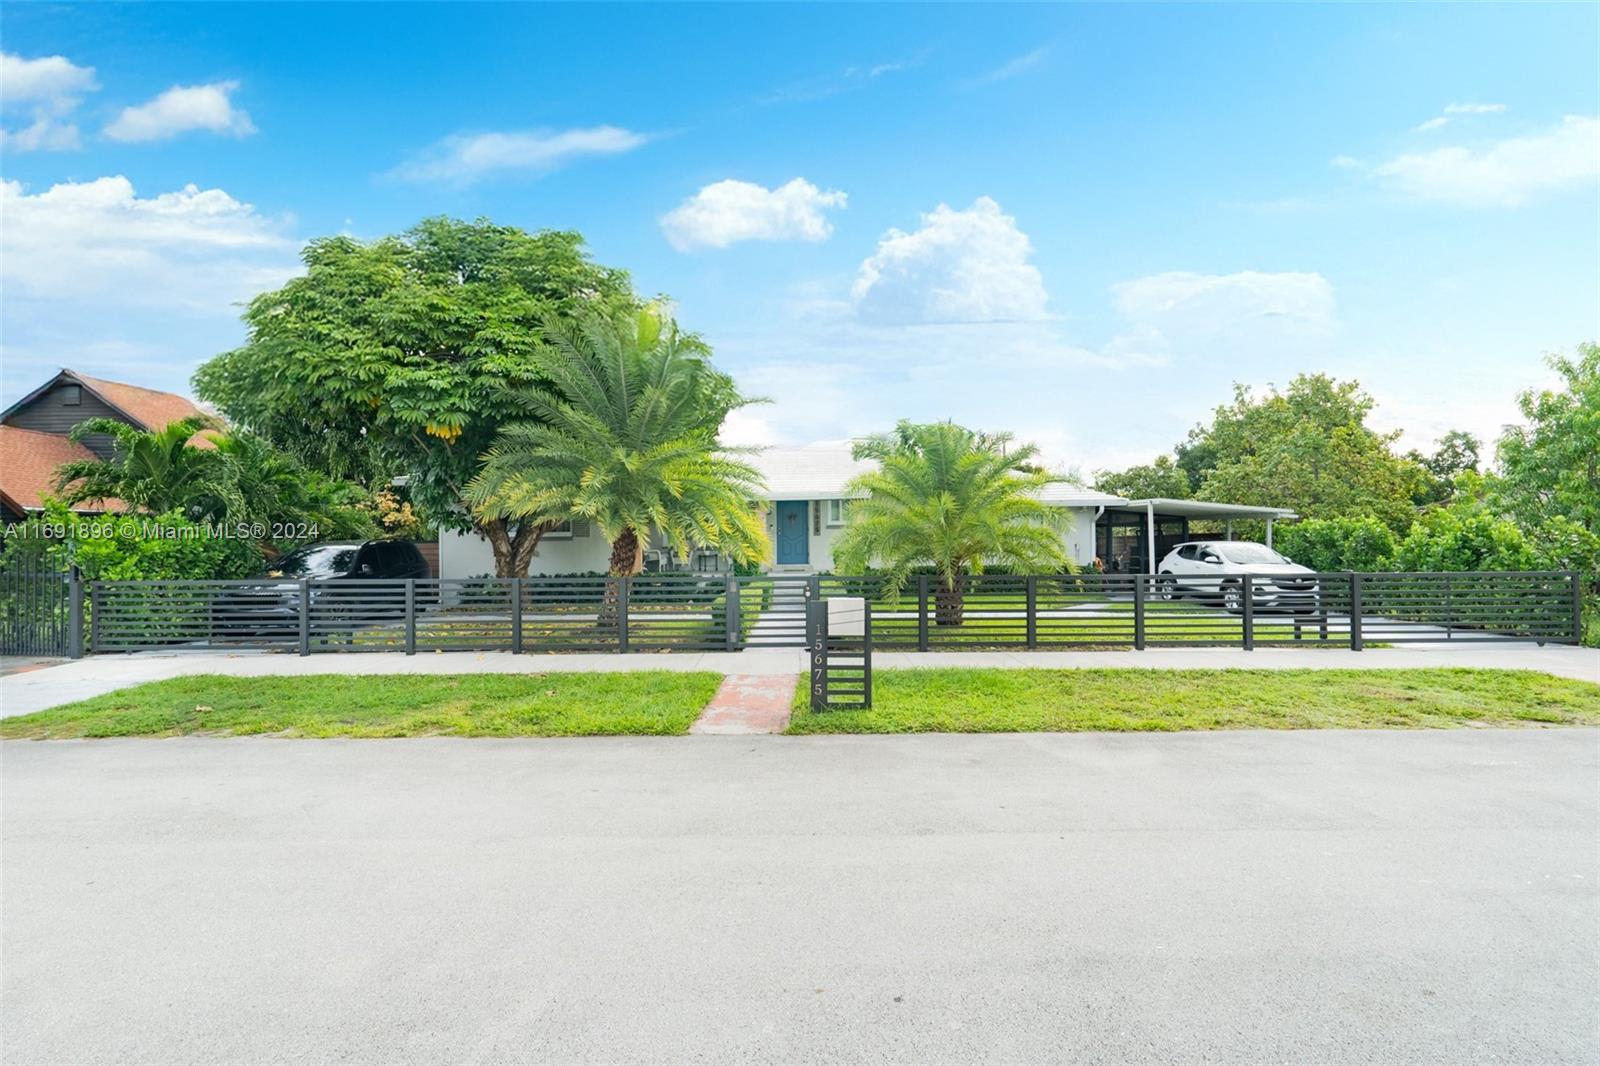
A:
[3,2,1597,473]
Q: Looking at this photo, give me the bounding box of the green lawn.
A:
[0,672,723,739]
[788,668,1600,733]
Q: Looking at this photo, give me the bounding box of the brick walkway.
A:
[689,674,798,734]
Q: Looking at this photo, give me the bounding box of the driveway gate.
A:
[0,554,82,658]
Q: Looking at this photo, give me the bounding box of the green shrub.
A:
[1275,517,1397,572]
[3,500,261,581]
[1393,511,1538,572]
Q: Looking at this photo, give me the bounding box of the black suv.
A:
[213,540,430,639]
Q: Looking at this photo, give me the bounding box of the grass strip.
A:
[788,668,1600,733]
[2,672,723,739]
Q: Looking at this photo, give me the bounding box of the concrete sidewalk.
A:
[2,643,1594,717]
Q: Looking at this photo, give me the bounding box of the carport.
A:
[1095,499,1298,574]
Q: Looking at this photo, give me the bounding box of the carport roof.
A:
[1118,498,1299,520]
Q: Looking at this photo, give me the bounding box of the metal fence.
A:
[1,554,80,657]
[78,569,1585,655]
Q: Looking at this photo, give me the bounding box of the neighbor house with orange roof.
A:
[0,369,210,524]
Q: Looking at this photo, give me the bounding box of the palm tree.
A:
[467,307,769,580]
[834,420,1070,626]
[54,416,232,517]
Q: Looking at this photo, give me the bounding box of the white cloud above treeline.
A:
[104,81,256,142]
[661,178,847,251]
[1374,114,1599,206]
[851,196,1049,324]
[0,51,98,152]
[1,176,298,311]
[391,126,650,184]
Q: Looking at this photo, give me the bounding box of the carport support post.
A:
[724,575,740,652]
[1133,574,1146,650]
[404,580,416,655]
[1241,575,1254,650]
[510,578,523,654]
[1145,502,1156,576]
[1349,572,1364,651]
[1265,517,1274,549]
[67,566,84,659]
[297,579,311,655]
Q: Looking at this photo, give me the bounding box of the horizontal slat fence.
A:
[82,570,1581,655]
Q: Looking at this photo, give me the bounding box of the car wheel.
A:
[1221,582,1243,614]
[1156,573,1177,601]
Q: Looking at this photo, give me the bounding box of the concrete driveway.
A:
[4,730,1598,1064]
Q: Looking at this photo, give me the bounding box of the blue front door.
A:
[775,501,809,564]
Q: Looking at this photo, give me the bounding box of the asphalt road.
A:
[4,730,1598,1064]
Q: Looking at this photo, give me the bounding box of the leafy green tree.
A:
[1178,375,1427,533]
[208,433,376,542]
[1407,430,1481,507]
[833,420,1069,626]
[54,416,230,518]
[4,500,261,581]
[1274,516,1397,572]
[1495,342,1600,536]
[1093,455,1191,500]
[1393,511,1537,572]
[194,217,635,576]
[466,307,768,577]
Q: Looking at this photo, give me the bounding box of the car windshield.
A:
[269,546,358,577]
[1217,543,1288,565]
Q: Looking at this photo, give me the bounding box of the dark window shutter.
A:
[571,519,590,538]
[812,502,820,536]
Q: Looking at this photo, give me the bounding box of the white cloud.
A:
[1329,154,1362,170]
[718,408,780,447]
[0,176,298,311]
[1415,101,1508,133]
[104,81,256,142]
[852,197,1049,324]
[760,55,919,105]
[1372,115,1599,206]
[961,47,1048,89]
[1113,270,1336,331]
[391,126,649,184]
[0,52,97,152]
[661,178,847,252]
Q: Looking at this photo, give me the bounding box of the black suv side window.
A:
[1177,545,1198,560]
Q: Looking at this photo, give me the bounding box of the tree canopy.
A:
[466,307,768,576]
[1494,342,1599,537]
[194,216,635,576]
[834,420,1069,624]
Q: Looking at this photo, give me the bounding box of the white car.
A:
[1155,541,1320,614]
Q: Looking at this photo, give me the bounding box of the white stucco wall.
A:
[439,502,1103,577]
[439,527,612,577]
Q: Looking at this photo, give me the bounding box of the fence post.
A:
[404,579,416,655]
[917,574,929,652]
[862,602,874,709]
[67,566,84,659]
[617,577,630,654]
[1133,574,1146,651]
[510,578,523,654]
[89,581,101,654]
[1349,572,1364,651]
[807,599,828,711]
[1241,574,1254,651]
[1026,575,1038,649]
[724,575,740,652]
[1444,572,1453,640]
[1571,571,1584,645]
[298,578,311,656]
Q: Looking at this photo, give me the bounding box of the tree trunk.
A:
[599,528,644,629]
[608,527,644,576]
[478,517,548,578]
[934,573,966,627]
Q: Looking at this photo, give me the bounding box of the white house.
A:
[437,443,1293,578]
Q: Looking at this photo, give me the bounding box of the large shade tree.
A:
[833,420,1069,626]
[466,307,769,577]
[194,217,635,576]
[1495,342,1599,537]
